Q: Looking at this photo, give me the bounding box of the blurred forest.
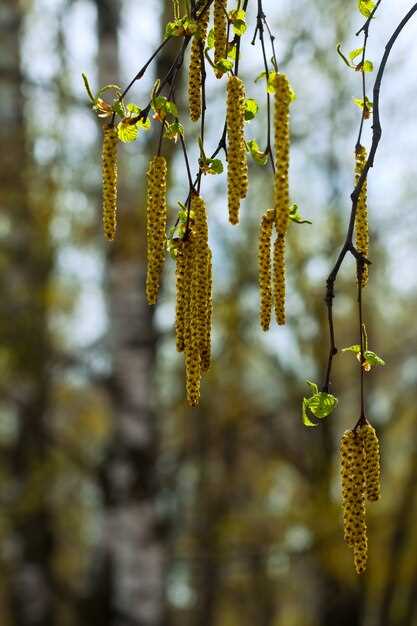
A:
[1,0,417,625]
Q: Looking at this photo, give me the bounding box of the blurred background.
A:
[1,0,417,625]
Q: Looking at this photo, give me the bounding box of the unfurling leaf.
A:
[246,139,268,166]
[244,98,259,121]
[302,398,319,428]
[358,0,376,18]
[289,204,312,225]
[308,392,338,419]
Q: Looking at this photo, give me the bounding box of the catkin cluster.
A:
[340,423,381,574]
[355,145,369,287]
[213,0,227,78]
[188,8,210,121]
[258,73,292,329]
[226,75,248,225]
[175,195,212,407]
[146,156,168,305]
[102,126,118,241]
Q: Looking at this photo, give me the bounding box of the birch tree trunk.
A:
[91,1,177,624]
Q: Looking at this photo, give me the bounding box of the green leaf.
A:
[349,47,364,61]
[362,59,374,73]
[206,28,215,49]
[206,158,224,174]
[353,96,373,112]
[342,344,361,354]
[227,44,237,60]
[117,121,139,143]
[127,103,141,115]
[306,380,318,395]
[289,204,312,225]
[364,350,385,367]
[246,139,268,166]
[267,72,277,93]
[215,58,234,73]
[308,392,338,419]
[82,73,95,103]
[244,98,259,121]
[358,0,376,18]
[254,70,267,83]
[302,398,319,428]
[164,120,184,141]
[165,100,179,117]
[230,9,246,36]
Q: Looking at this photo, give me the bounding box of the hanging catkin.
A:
[188,7,210,121]
[273,233,286,326]
[175,195,213,406]
[273,73,291,235]
[226,75,248,225]
[340,429,368,575]
[102,126,118,241]
[146,156,168,305]
[213,0,227,78]
[355,145,369,287]
[258,209,275,331]
[360,422,381,502]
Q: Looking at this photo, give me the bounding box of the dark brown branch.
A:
[322,2,417,392]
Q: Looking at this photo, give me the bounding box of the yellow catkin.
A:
[213,0,227,79]
[258,209,275,331]
[175,195,213,406]
[340,429,368,575]
[201,248,212,373]
[102,126,118,241]
[185,235,202,407]
[273,73,291,236]
[188,8,210,121]
[273,233,286,325]
[360,422,381,501]
[175,244,188,352]
[226,75,248,225]
[355,145,369,287]
[146,156,168,305]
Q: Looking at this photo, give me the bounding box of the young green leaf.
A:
[117,121,139,143]
[362,60,374,73]
[342,344,361,354]
[246,139,268,166]
[244,98,259,121]
[364,350,385,367]
[306,380,318,395]
[358,0,376,18]
[349,47,364,62]
[308,392,338,419]
[302,398,319,428]
[206,28,215,50]
[289,204,312,225]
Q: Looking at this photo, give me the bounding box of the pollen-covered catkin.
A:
[273,73,291,235]
[355,145,369,287]
[102,126,118,241]
[201,248,212,373]
[340,429,368,575]
[273,233,286,326]
[226,75,248,225]
[258,209,275,331]
[360,423,381,501]
[188,8,210,121]
[185,236,202,407]
[175,245,188,352]
[213,0,227,78]
[146,156,168,305]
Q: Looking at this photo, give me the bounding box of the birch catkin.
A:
[174,195,213,406]
[355,145,369,287]
[226,75,248,225]
[273,233,286,326]
[188,8,210,121]
[213,0,227,78]
[102,126,118,241]
[146,156,168,305]
[340,429,368,575]
[361,423,381,502]
[273,73,291,235]
[258,209,275,331]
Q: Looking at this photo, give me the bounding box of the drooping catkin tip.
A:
[146,155,168,305]
[258,209,275,331]
[360,422,381,502]
[102,126,118,241]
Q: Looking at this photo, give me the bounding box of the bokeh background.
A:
[1,1,417,625]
